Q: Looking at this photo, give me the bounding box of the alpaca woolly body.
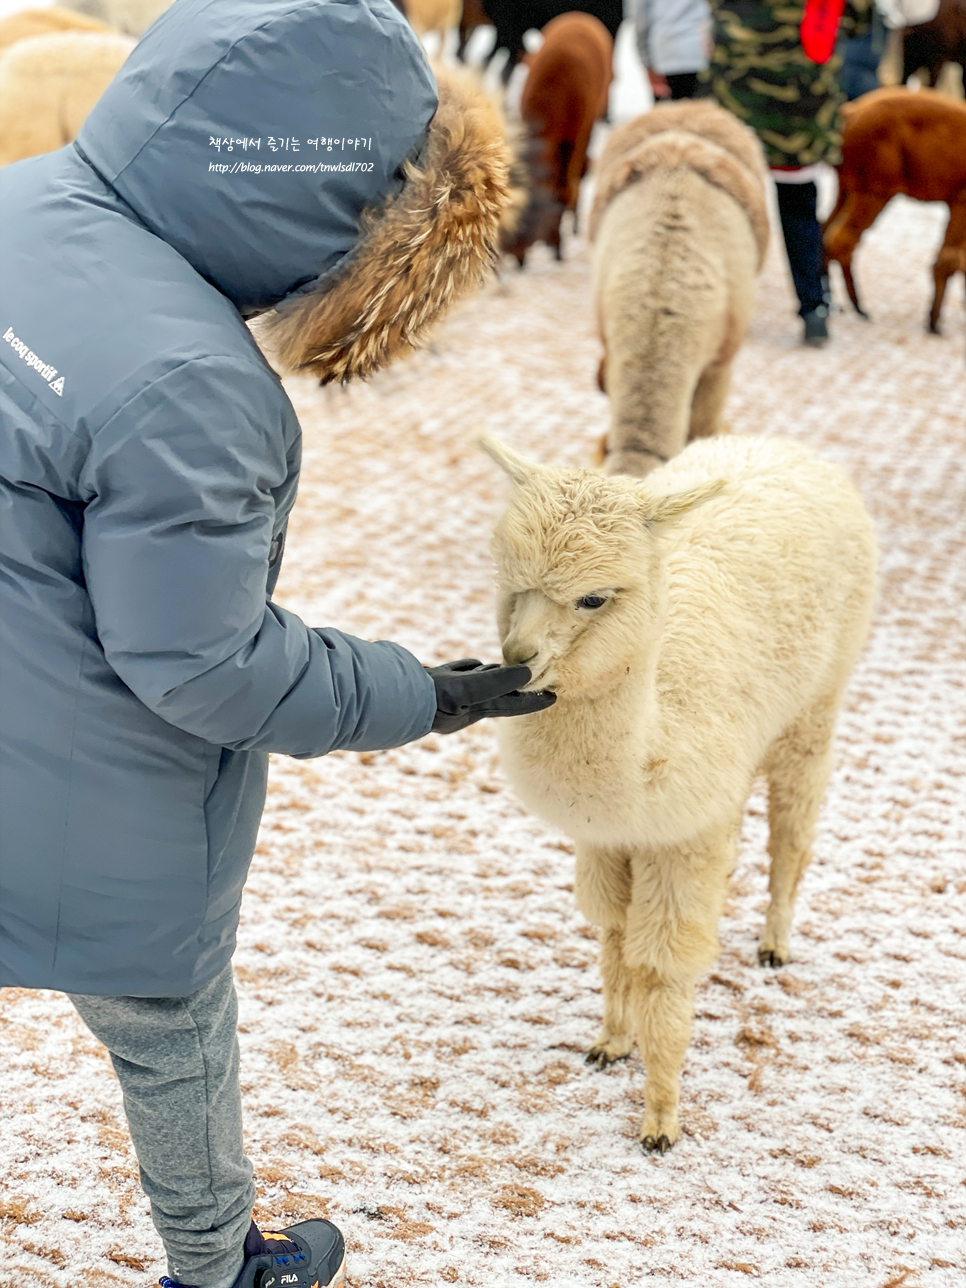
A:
[483,432,877,1150]
[0,7,112,54]
[406,0,462,43]
[592,168,760,478]
[589,102,768,478]
[0,31,135,168]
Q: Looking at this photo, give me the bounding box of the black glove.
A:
[426,658,557,735]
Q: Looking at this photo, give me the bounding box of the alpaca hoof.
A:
[585,1044,629,1070]
[928,320,941,335]
[641,1134,673,1155]
[758,946,787,968]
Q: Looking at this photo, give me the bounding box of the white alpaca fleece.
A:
[590,101,768,478]
[482,432,877,1151]
[0,31,134,168]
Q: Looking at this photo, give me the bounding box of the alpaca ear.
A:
[476,433,539,486]
[642,478,726,527]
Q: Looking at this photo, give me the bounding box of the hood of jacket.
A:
[77,0,510,379]
[76,0,438,314]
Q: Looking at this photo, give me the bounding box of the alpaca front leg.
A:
[586,925,635,1068]
[631,970,695,1153]
[576,846,634,1068]
[622,832,735,1151]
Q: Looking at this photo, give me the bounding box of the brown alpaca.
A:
[823,87,966,339]
[503,11,613,266]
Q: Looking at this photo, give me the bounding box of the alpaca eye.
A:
[576,594,607,610]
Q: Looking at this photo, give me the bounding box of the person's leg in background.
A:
[665,71,709,99]
[69,966,256,1288]
[773,175,831,346]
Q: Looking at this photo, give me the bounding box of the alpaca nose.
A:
[503,645,538,668]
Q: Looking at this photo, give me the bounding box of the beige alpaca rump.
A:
[589,101,768,478]
[480,432,876,1152]
[0,30,135,168]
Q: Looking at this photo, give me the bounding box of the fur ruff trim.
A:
[263,66,511,383]
[589,101,769,269]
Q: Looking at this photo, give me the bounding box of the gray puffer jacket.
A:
[0,0,506,997]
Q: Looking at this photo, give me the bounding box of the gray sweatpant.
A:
[69,966,255,1288]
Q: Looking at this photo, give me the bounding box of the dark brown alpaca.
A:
[902,0,966,87]
[823,87,966,342]
[502,11,613,266]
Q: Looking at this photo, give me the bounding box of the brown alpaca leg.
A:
[688,363,731,441]
[823,192,890,319]
[759,695,838,967]
[586,925,635,1068]
[929,203,966,335]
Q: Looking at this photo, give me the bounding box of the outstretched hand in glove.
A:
[426,659,556,735]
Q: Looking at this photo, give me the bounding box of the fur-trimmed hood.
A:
[264,66,511,383]
[589,101,769,269]
[77,0,510,382]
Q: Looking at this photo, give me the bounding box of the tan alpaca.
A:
[406,0,462,48]
[480,432,876,1152]
[0,31,135,167]
[589,101,769,478]
[0,7,111,54]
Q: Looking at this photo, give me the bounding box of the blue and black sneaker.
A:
[160,1219,345,1288]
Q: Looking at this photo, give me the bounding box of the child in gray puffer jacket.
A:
[0,2,552,1286]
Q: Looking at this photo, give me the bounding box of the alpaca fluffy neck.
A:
[499,614,672,846]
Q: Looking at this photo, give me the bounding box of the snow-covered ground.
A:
[4,198,965,1288]
[2,8,966,1288]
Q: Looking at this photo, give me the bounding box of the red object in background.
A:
[800,0,847,64]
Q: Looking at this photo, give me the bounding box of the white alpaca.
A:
[589,101,769,477]
[481,432,877,1152]
[0,30,135,168]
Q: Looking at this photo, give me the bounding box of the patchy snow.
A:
[2,171,965,1288]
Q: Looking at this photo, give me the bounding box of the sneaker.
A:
[802,306,830,347]
[160,1219,346,1288]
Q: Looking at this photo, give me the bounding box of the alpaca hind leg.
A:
[760,697,838,966]
[586,925,635,1068]
[631,970,695,1152]
[928,203,966,335]
[688,363,731,441]
[823,193,889,318]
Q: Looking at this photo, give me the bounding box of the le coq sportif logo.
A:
[3,325,65,396]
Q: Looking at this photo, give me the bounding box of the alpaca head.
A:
[479,435,724,699]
